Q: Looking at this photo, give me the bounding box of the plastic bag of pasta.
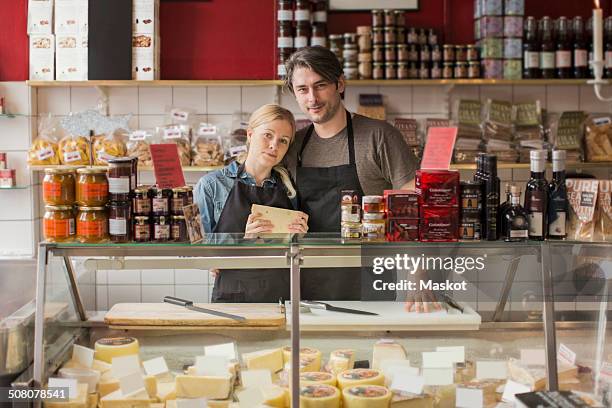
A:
[93,128,128,165]
[59,133,91,165]
[28,114,61,165]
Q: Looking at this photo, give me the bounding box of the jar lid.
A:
[383,9,393,13]
[358,53,372,62]
[134,185,151,193]
[341,221,362,227]
[172,187,188,192]
[443,62,454,66]
[362,195,383,203]
[78,206,106,211]
[109,201,130,207]
[466,44,477,49]
[76,167,107,174]
[443,44,454,48]
[363,212,385,220]
[455,45,466,49]
[183,186,193,192]
[172,215,186,220]
[343,33,357,40]
[329,34,343,40]
[155,215,169,222]
[371,9,382,13]
[383,26,396,31]
[455,62,468,66]
[107,157,133,165]
[468,61,480,66]
[45,205,73,211]
[356,26,372,35]
[384,44,396,49]
[134,215,150,221]
[45,167,77,174]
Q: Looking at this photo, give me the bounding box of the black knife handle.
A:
[163,296,193,307]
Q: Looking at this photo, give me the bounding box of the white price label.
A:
[108,177,130,194]
[311,37,327,47]
[558,343,576,366]
[164,128,182,139]
[198,125,217,136]
[109,219,127,235]
[295,36,308,48]
[36,147,55,160]
[313,11,327,22]
[63,150,82,163]
[277,10,293,21]
[277,37,293,48]
[295,9,310,21]
[130,130,149,141]
[555,51,572,68]
[171,109,190,122]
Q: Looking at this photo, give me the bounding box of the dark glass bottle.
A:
[587,17,595,78]
[539,17,556,78]
[524,150,549,240]
[499,183,513,238]
[548,150,567,239]
[605,17,612,78]
[555,17,572,78]
[482,154,500,241]
[573,17,588,79]
[504,185,529,242]
[523,16,540,79]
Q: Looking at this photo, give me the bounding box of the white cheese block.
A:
[342,385,392,408]
[457,380,502,407]
[282,347,322,371]
[242,348,284,373]
[423,385,456,408]
[337,369,385,390]
[94,337,140,364]
[45,383,89,408]
[372,340,407,370]
[325,349,355,375]
[62,358,112,374]
[175,374,232,400]
[99,388,151,408]
[300,371,337,387]
[390,392,434,408]
[507,358,578,391]
[299,384,341,408]
[98,372,157,399]
[58,367,100,393]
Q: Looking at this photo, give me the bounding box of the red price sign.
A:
[150,144,186,188]
[420,127,458,170]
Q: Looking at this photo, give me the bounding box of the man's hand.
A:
[404,290,442,313]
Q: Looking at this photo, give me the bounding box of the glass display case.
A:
[30,236,610,407]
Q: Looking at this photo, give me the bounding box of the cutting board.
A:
[251,204,302,233]
[105,303,285,328]
[287,301,481,331]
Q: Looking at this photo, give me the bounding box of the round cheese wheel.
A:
[336,369,384,390]
[300,371,337,387]
[299,384,340,408]
[342,385,391,408]
[58,367,100,393]
[94,337,139,363]
[283,346,322,371]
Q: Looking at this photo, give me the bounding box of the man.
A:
[283,47,436,311]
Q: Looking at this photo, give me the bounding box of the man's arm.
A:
[401,178,415,190]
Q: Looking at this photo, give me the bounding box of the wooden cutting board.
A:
[105,303,285,328]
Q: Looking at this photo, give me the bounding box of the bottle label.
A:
[555,50,571,68]
[80,183,108,199]
[277,10,293,21]
[295,36,309,48]
[524,51,540,68]
[606,51,612,68]
[311,37,327,47]
[277,64,287,77]
[540,52,555,69]
[277,37,293,48]
[295,9,310,21]
[548,211,566,236]
[109,218,127,235]
[44,218,73,238]
[78,219,107,237]
[43,181,62,200]
[314,11,327,22]
[510,229,529,238]
[154,224,170,240]
[134,199,151,214]
[574,49,587,68]
[528,212,543,236]
[526,190,545,212]
[153,198,169,213]
[108,176,130,194]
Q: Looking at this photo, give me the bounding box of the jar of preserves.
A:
[431,44,442,62]
[171,215,189,242]
[454,62,468,78]
[362,213,386,242]
[313,0,327,23]
[76,206,108,243]
[295,22,311,49]
[467,44,479,61]
[43,205,75,243]
[443,62,454,78]
[408,44,419,62]
[329,34,343,49]
[151,187,171,216]
[343,62,358,79]
[107,158,132,202]
[278,22,294,49]
[362,195,384,213]
[372,27,384,45]
[397,62,409,79]
[184,185,194,206]
[419,62,430,79]
[383,27,396,44]
[373,62,385,79]
[109,201,131,243]
[133,215,151,242]
[431,62,442,79]
[407,28,418,44]
[277,0,294,23]
[43,168,76,205]
[428,29,438,45]
[397,44,408,61]
[408,62,419,79]
[372,46,384,62]
[295,0,311,22]
[311,24,327,47]
[396,27,406,44]
[468,61,481,78]
[133,185,152,215]
[383,9,395,27]
[356,26,372,51]
[455,45,467,62]
[343,33,357,47]
[384,44,397,62]
[341,222,361,240]
[371,10,384,27]
[153,215,171,242]
[394,10,405,27]
[76,167,108,206]
[342,45,358,64]
[420,44,431,62]
[358,61,373,79]
[384,62,397,79]
[443,44,455,62]
[418,28,428,45]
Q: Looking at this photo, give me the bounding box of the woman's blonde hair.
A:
[237,104,297,199]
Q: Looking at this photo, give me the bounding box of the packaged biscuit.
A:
[595,179,612,242]
[192,123,225,167]
[127,129,155,167]
[566,178,599,242]
[585,115,612,162]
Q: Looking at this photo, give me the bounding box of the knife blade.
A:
[163,296,246,322]
[300,301,379,316]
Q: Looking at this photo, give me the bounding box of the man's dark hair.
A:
[285,46,344,93]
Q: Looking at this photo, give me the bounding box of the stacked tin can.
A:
[357,26,372,79]
[459,181,483,240]
[384,190,419,241]
[361,195,385,241]
[441,44,480,79]
[340,190,362,239]
[475,0,525,79]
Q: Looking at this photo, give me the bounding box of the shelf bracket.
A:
[95,85,110,116]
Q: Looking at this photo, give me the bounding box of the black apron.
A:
[211,164,292,303]
[296,110,363,300]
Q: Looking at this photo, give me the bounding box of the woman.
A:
[195,104,308,303]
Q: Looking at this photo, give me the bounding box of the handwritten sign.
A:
[420,127,458,170]
[150,144,186,188]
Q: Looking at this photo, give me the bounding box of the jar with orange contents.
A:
[76,206,109,243]
[76,167,109,206]
[43,168,76,205]
[43,205,75,243]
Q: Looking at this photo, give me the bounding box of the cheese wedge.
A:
[98,372,157,399]
[150,405,163,408]
[62,358,112,375]
[342,385,391,408]
[155,381,176,402]
[454,361,475,383]
[390,392,434,408]
[175,374,232,400]
[300,372,337,387]
[94,337,140,364]
[299,384,341,408]
[99,389,151,408]
[262,384,288,407]
[87,393,99,408]
[337,369,384,390]
[325,350,355,375]
[508,358,578,391]
[282,347,322,371]
[242,348,284,373]
[45,383,89,408]
[207,400,232,408]
[372,340,407,370]
[423,385,456,408]
[186,361,238,378]
[58,367,101,394]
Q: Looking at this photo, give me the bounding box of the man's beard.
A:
[310,98,341,124]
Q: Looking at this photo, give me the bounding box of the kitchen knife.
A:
[163,296,246,322]
[300,301,379,316]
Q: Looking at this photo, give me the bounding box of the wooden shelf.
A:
[450,161,612,170]
[28,165,224,172]
[26,79,603,88]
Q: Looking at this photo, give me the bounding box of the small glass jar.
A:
[43,168,76,205]
[133,215,151,243]
[417,28,428,45]
[455,45,467,62]
[408,44,419,62]
[344,62,358,79]
[341,222,361,240]
[468,61,481,78]
[295,22,311,49]
[419,62,430,79]
[396,26,406,44]
[151,187,171,216]
[454,62,468,78]
[383,9,395,27]
[372,46,384,62]
[431,62,442,79]
[76,206,108,243]
[443,44,455,62]
[295,0,311,22]
[383,27,396,44]
[408,62,419,79]
[343,33,357,47]
[313,0,327,23]
[341,204,361,223]
[342,45,358,64]
[356,26,372,51]
[372,27,384,45]
[107,158,132,202]
[153,215,171,242]
[76,167,108,206]
[362,213,386,242]
[384,44,396,62]
[171,215,189,243]
[428,28,438,45]
[373,62,385,79]
[431,44,442,62]
[329,34,343,49]
[362,195,384,213]
[358,61,373,79]
[397,62,409,79]
[132,185,152,216]
[397,44,408,61]
[311,23,327,47]
[371,9,384,27]
[384,62,397,79]
[467,45,479,61]
[277,0,294,22]
[109,201,131,243]
[443,62,454,79]
[184,185,194,206]
[419,44,431,62]
[394,10,405,27]
[407,28,418,44]
[43,205,75,243]
[278,22,294,49]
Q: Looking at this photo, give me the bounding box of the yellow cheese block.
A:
[150,404,164,408]
[454,361,475,383]
[207,400,232,408]
[62,358,112,375]
[457,380,502,407]
[58,367,101,394]
[155,382,176,402]
[424,385,456,408]
[282,347,322,371]
[186,361,238,378]
[325,350,355,375]
[45,383,89,408]
[390,392,434,408]
[300,372,337,387]
[94,337,140,364]
[88,393,99,408]
[372,340,407,370]
[242,348,284,373]
[262,384,288,407]
[342,385,391,408]
[508,358,578,391]
[336,369,385,390]
[98,372,157,399]
[99,389,151,408]
[175,374,232,400]
[299,384,340,408]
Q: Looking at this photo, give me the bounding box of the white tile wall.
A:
[139,87,173,115]
[69,87,100,111]
[107,269,141,285]
[141,285,174,302]
[241,86,276,113]
[546,86,580,113]
[0,82,32,114]
[172,87,207,114]
[141,269,174,285]
[207,86,241,115]
[412,85,449,114]
[108,87,139,115]
[38,87,71,115]
[0,116,31,150]
[108,285,141,305]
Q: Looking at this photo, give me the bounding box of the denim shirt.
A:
[194,161,297,233]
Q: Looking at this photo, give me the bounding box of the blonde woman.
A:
[195,104,308,302]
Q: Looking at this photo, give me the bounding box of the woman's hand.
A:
[244,212,274,238]
[288,211,309,234]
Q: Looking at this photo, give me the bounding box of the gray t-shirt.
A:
[284,113,418,196]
